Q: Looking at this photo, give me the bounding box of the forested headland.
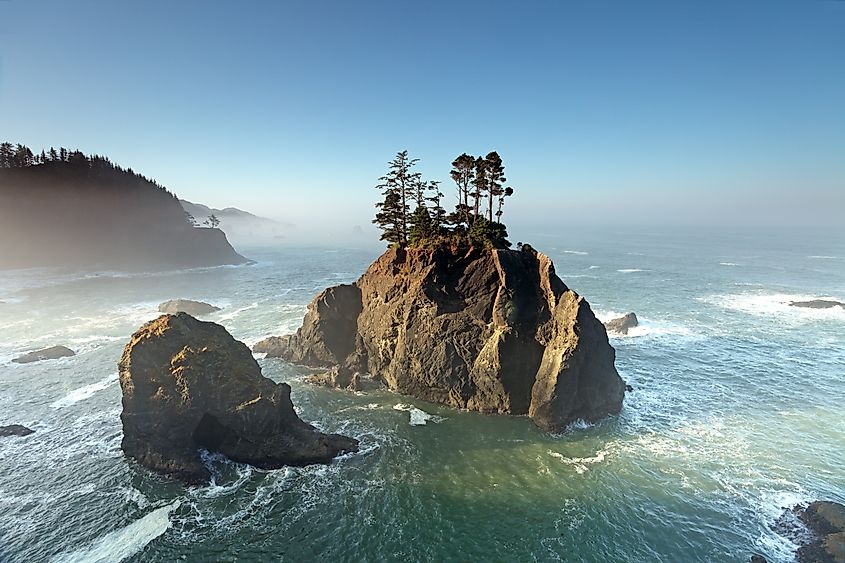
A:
[0,142,246,269]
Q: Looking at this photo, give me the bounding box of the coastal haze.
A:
[1,1,844,563]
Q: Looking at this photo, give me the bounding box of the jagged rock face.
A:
[797,501,845,563]
[255,247,625,431]
[119,313,358,485]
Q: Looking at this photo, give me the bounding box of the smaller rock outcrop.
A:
[603,312,639,335]
[796,501,845,563]
[119,313,358,485]
[0,424,34,437]
[750,555,767,563]
[790,299,845,310]
[12,345,75,364]
[158,299,221,316]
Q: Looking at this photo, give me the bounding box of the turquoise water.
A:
[0,227,843,562]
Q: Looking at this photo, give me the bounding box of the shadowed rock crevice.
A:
[255,246,625,431]
[119,313,358,485]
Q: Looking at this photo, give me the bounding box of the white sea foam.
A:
[52,501,180,563]
[808,255,838,260]
[617,268,648,273]
[548,446,611,474]
[701,292,845,321]
[562,250,588,255]
[719,262,740,266]
[51,375,117,409]
[595,310,693,339]
[392,403,443,425]
[218,302,259,321]
[587,265,600,270]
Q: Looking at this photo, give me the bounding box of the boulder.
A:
[0,424,34,437]
[796,501,845,563]
[603,312,639,335]
[750,556,767,563]
[256,246,625,432]
[119,313,358,485]
[157,299,221,316]
[12,345,75,364]
[790,300,844,310]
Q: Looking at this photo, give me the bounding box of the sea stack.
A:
[118,313,358,485]
[255,245,626,431]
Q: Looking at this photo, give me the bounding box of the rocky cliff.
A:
[119,313,358,485]
[255,246,625,431]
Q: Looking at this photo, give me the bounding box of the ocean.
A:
[1,226,843,562]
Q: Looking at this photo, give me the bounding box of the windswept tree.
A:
[471,156,488,222]
[205,214,220,228]
[426,180,446,234]
[185,211,198,227]
[373,150,417,245]
[483,151,506,222]
[496,186,514,222]
[449,153,475,227]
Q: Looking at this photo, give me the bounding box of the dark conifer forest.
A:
[0,142,245,269]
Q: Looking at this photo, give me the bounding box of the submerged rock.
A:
[796,501,845,563]
[119,313,358,485]
[790,299,844,310]
[603,312,639,335]
[750,555,767,563]
[12,345,75,364]
[255,246,625,431]
[157,299,221,316]
[0,424,34,437]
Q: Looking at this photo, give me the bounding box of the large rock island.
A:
[119,313,358,485]
[255,245,626,431]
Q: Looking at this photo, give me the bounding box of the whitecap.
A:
[719,262,740,266]
[700,292,845,321]
[562,250,588,255]
[617,268,648,273]
[392,403,443,426]
[218,302,259,321]
[587,265,600,270]
[548,446,611,474]
[808,255,838,260]
[51,375,117,409]
[52,500,180,563]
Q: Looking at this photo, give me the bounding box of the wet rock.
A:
[790,300,844,310]
[750,555,767,563]
[158,299,221,316]
[257,246,625,432]
[12,345,75,364]
[603,312,639,335]
[119,313,358,485]
[796,501,845,563]
[0,424,34,437]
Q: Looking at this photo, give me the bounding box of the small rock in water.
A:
[0,424,34,437]
[12,345,75,364]
[789,299,844,309]
[157,299,221,316]
[750,555,767,563]
[604,312,639,335]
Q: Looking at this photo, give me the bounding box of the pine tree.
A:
[426,180,446,234]
[496,186,514,222]
[0,143,12,168]
[471,157,488,222]
[484,152,506,222]
[373,151,417,245]
[450,153,475,227]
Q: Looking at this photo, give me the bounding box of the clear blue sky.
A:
[1,0,843,232]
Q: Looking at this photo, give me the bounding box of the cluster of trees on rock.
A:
[373,150,514,249]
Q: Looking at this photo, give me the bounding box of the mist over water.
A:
[0,227,843,562]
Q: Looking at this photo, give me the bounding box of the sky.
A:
[1,0,843,236]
